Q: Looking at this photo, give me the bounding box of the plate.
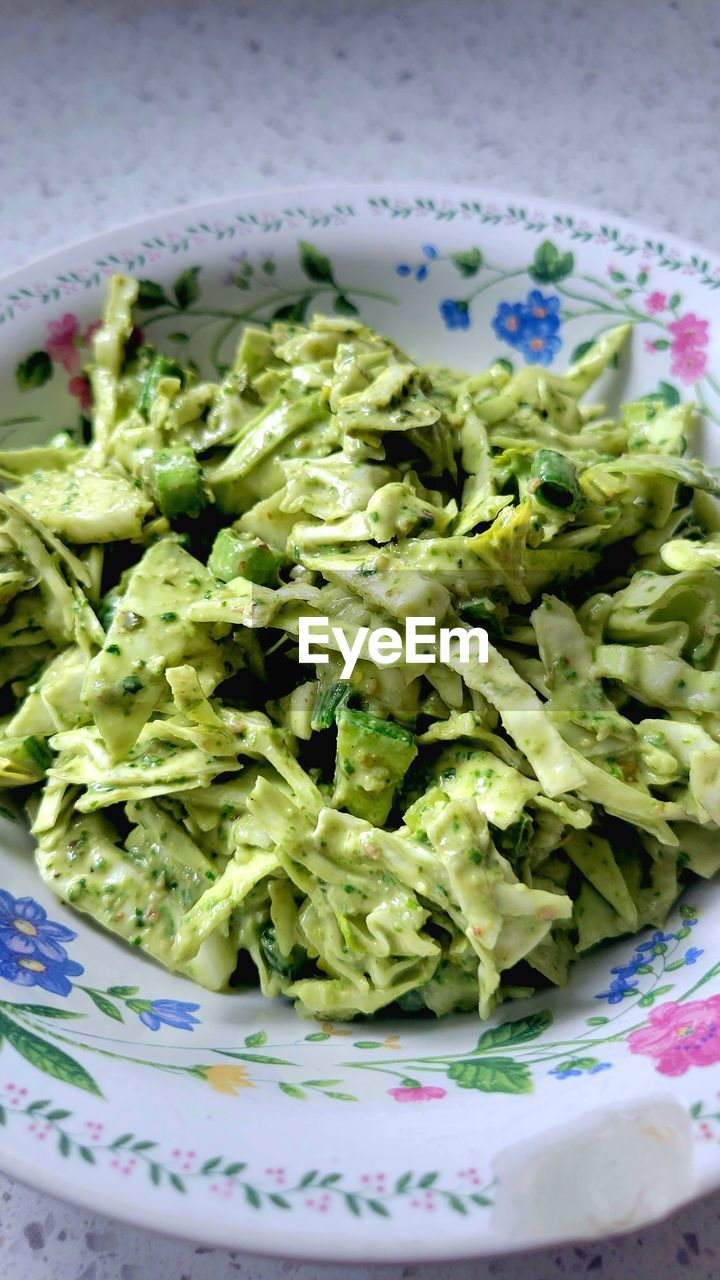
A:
[1,184,720,1262]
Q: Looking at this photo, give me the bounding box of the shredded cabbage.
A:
[1,276,719,1021]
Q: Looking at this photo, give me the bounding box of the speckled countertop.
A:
[2,0,720,1275]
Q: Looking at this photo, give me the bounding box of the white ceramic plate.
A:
[1,184,720,1263]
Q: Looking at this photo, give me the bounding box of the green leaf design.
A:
[319,1172,342,1186]
[201,1156,222,1174]
[278,1082,306,1099]
[58,1132,71,1157]
[223,1162,246,1177]
[244,1030,268,1048]
[571,338,620,370]
[333,293,359,316]
[167,331,190,343]
[219,1052,294,1066]
[344,1192,361,1216]
[570,340,594,363]
[169,1173,186,1193]
[299,1171,318,1187]
[304,1032,331,1042]
[298,240,336,285]
[529,239,574,284]
[110,1133,133,1149]
[84,990,123,1022]
[322,1092,357,1101]
[46,1109,71,1121]
[690,1101,703,1119]
[586,1016,609,1026]
[149,1163,161,1187]
[8,1004,82,1020]
[174,267,201,310]
[418,1171,438,1187]
[136,280,171,310]
[16,351,53,392]
[269,1193,291,1209]
[131,1140,156,1152]
[450,247,483,277]
[642,379,680,408]
[78,1146,95,1164]
[367,1198,390,1217]
[447,1056,532,1094]
[447,1193,469,1215]
[106,986,139,998]
[395,1172,413,1192]
[244,1184,261,1209]
[475,1009,552,1051]
[261,259,276,275]
[0,1014,101,1096]
[353,1040,383,1050]
[271,294,314,323]
[669,291,682,310]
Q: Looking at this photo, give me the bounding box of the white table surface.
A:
[1,0,720,1275]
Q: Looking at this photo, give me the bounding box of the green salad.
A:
[1,274,720,1021]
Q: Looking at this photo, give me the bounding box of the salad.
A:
[1,274,720,1021]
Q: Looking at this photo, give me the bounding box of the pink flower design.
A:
[410,1190,437,1211]
[628,996,720,1076]
[68,375,92,412]
[45,313,82,374]
[305,1193,332,1213]
[388,1085,446,1103]
[670,345,708,383]
[668,312,709,352]
[645,291,667,315]
[210,1179,235,1200]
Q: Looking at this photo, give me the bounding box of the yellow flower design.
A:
[203,1064,255,1096]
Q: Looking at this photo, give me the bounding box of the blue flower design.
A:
[135,998,201,1032]
[492,301,526,346]
[491,289,562,366]
[549,1060,612,1081]
[609,960,642,982]
[0,890,83,997]
[635,930,675,954]
[439,299,471,330]
[395,245,438,281]
[594,917,702,1004]
[595,977,639,1005]
[525,288,560,323]
[0,891,76,961]
[550,1065,583,1080]
[519,322,562,367]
